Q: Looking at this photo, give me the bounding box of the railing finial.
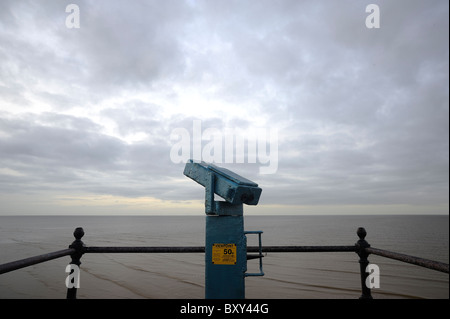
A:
[357,227,367,241]
[73,227,84,241]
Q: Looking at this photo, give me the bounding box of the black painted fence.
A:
[0,227,448,299]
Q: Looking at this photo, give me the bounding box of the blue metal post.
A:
[184,160,263,299]
[205,213,246,298]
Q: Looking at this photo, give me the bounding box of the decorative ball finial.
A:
[357,227,367,240]
[73,227,85,240]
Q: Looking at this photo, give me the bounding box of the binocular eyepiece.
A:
[184,160,262,206]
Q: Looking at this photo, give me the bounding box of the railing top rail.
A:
[0,248,75,275]
[1,226,448,277]
[82,245,357,254]
[83,246,205,253]
[366,247,449,274]
[2,244,447,275]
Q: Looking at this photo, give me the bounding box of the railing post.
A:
[66,227,85,299]
[355,227,372,299]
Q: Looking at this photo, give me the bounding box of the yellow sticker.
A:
[212,244,237,265]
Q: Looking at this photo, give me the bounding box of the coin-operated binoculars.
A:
[184,160,264,299]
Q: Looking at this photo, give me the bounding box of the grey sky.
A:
[0,0,448,215]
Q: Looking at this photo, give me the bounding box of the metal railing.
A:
[0,226,448,299]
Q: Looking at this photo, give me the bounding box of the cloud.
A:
[56,0,193,91]
[0,0,448,215]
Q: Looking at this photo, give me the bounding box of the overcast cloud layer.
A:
[0,0,448,215]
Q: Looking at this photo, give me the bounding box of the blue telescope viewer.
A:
[184,160,264,299]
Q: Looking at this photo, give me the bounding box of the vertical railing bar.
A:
[66,227,85,299]
[258,232,264,275]
[355,227,372,299]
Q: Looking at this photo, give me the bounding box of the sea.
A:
[0,215,448,299]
